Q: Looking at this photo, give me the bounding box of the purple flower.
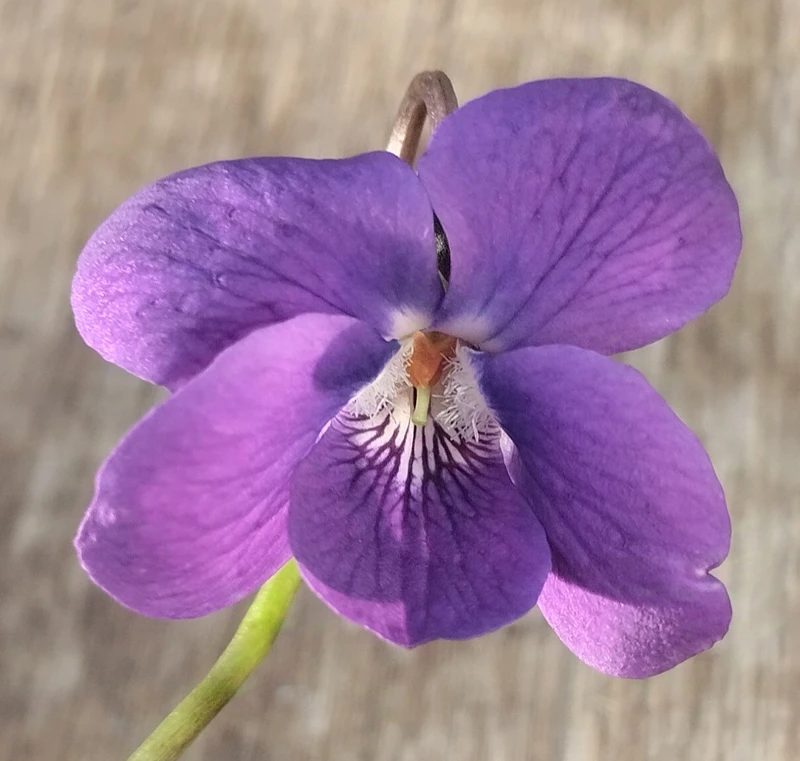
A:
[73,78,741,677]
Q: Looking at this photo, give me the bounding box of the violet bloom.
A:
[73,78,741,677]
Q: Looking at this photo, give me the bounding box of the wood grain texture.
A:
[0,1,797,759]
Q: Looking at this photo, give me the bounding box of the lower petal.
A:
[288,408,551,646]
[475,344,731,675]
[76,313,396,618]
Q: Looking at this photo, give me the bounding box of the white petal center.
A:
[346,339,498,443]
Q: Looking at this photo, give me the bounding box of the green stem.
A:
[127,560,302,761]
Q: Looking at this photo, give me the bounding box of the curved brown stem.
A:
[386,71,458,165]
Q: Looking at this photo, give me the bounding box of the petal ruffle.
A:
[287,410,551,646]
[417,78,741,353]
[73,152,442,388]
[76,313,397,618]
[474,344,731,676]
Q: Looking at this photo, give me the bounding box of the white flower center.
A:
[346,335,498,443]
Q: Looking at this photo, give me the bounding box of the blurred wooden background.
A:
[1,0,798,759]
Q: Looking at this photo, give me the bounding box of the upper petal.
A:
[73,152,442,388]
[287,408,551,646]
[417,78,742,353]
[76,313,397,618]
[474,345,731,676]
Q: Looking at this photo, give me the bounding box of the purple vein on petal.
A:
[289,407,552,646]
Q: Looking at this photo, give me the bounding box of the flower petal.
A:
[73,152,442,388]
[76,313,397,618]
[288,410,551,646]
[535,576,732,678]
[474,344,731,676]
[417,78,741,353]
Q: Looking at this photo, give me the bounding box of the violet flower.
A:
[73,78,741,678]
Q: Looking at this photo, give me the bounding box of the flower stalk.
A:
[386,70,458,165]
[127,560,301,761]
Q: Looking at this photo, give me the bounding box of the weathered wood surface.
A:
[1,1,797,759]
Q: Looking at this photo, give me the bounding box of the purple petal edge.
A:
[419,77,742,354]
[73,152,441,388]
[77,313,397,618]
[474,343,731,676]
